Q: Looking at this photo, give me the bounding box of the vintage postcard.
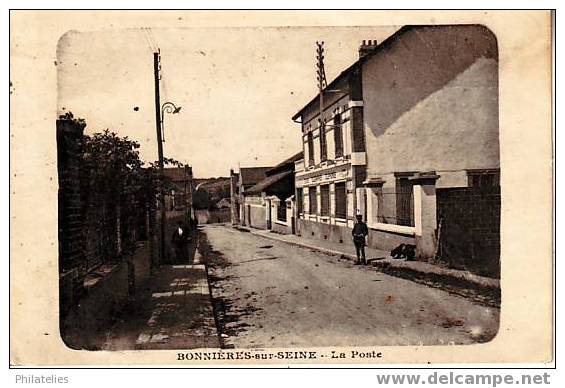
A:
[9,10,553,366]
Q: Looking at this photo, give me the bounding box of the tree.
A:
[78,126,183,261]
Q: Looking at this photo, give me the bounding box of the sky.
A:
[57,25,399,178]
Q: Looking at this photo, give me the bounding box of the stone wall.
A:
[298,219,351,245]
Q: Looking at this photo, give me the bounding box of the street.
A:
[202,224,500,348]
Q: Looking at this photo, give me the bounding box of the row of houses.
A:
[230,24,500,277]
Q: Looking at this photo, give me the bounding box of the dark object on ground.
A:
[259,245,273,249]
[391,244,416,260]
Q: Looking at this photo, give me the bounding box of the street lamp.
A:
[157,100,181,265]
[160,101,181,142]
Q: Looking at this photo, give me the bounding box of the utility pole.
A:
[154,50,166,265]
[316,41,327,161]
[184,166,189,224]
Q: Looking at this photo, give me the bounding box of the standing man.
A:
[352,214,369,265]
[171,221,188,262]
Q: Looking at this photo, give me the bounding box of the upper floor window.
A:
[319,119,327,162]
[307,131,315,166]
[334,113,343,158]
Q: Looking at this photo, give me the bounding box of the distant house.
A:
[193,177,231,209]
[163,166,194,213]
[216,197,231,209]
[292,25,500,276]
[240,152,303,233]
[230,166,272,227]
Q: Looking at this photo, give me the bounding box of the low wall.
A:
[248,206,267,229]
[299,219,415,252]
[195,208,231,224]
[367,229,415,252]
[298,219,351,245]
[272,220,290,234]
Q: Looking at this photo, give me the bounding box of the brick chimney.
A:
[359,39,378,58]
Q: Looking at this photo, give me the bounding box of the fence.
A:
[377,186,415,227]
[436,186,501,278]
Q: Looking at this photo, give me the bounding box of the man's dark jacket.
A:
[352,221,369,245]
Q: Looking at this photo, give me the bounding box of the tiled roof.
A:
[239,167,272,186]
[163,167,190,182]
[244,170,293,195]
[267,151,304,175]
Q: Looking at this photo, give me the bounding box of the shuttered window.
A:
[334,182,346,219]
[296,188,303,215]
[334,114,343,158]
[277,201,287,222]
[307,132,315,166]
[308,186,317,215]
[395,176,414,227]
[319,120,327,162]
[320,185,330,216]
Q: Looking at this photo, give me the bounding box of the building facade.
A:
[292,25,500,277]
[292,40,371,245]
[243,152,302,234]
[230,167,272,227]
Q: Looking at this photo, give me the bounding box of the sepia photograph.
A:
[9,10,553,366]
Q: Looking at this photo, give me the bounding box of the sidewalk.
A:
[103,249,221,350]
[235,225,500,307]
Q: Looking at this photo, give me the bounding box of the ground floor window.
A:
[334,182,347,219]
[320,185,330,216]
[296,188,303,215]
[376,174,415,227]
[308,186,317,215]
[395,176,414,226]
[277,201,287,222]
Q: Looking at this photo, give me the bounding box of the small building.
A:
[292,25,500,277]
[230,167,272,227]
[243,152,303,233]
